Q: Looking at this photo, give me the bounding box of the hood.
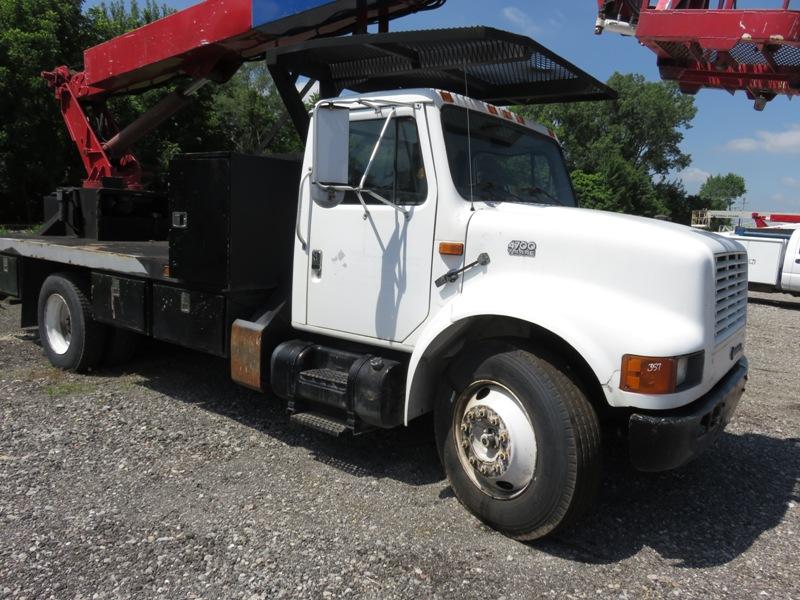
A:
[464,203,745,345]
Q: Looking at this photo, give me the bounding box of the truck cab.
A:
[0,27,749,542]
[258,88,749,537]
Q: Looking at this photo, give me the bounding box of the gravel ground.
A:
[0,292,798,599]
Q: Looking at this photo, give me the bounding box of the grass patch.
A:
[0,224,40,236]
[8,365,98,399]
[45,381,97,399]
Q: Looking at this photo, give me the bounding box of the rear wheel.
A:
[436,342,601,540]
[37,273,107,372]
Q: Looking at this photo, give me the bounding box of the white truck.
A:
[0,26,749,541]
[721,227,800,296]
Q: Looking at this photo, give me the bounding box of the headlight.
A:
[621,353,703,395]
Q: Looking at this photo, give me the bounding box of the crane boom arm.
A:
[42,0,443,188]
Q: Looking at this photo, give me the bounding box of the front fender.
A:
[404,272,706,423]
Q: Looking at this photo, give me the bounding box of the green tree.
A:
[522,73,696,177]
[699,173,747,210]
[518,72,697,218]
[0,0,87,222]
[212,62,303,156]
[655,180,706,226]
[85,0,169,39]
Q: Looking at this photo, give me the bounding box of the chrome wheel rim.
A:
[454,380,537,500]
[44,294,72,355]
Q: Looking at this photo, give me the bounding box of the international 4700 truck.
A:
[0,1,748,540]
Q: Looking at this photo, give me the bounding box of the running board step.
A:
[271,340,407,429]
[299,367,349,392]
[289,411,350,437]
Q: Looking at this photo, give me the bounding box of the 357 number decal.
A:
[646,362,663,373]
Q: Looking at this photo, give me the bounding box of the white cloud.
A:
[781,176,800,189]
[679,167,711,185]
[726,125,800,153]
[674,167,710,194]
[502,7,540,36]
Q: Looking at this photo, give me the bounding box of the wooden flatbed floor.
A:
[0,235,170,281]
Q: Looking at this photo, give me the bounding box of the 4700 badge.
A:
[507,240,537,257]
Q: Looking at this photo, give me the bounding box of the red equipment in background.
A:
[752,211,800,226]
[595,1,800,110]
[42,0,443,189]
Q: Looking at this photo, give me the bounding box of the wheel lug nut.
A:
[489,416,500,426]
[477,408,486,419]
[460,423,469,433]
[498,451,508,462]
[461,439,470,449]
[469,456,478,467]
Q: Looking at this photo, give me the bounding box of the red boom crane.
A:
[42,0,444,189]
[595,0,800,110]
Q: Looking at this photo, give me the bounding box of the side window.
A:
[345,117,428,206]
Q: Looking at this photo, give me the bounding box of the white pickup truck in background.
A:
[721,227,800,296]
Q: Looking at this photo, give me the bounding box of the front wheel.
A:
[436,342,601,540]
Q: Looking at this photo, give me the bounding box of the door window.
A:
[345,117,428,206]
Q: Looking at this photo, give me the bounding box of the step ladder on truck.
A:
[0,0,750,540]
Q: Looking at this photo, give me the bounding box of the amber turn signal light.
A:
[620,355,677,395]
[439,241,464,256]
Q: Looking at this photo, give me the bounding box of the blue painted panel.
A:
[252,0,339,28]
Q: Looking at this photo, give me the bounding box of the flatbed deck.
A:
[0,236,169,281]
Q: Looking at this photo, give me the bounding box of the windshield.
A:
[441,106,577,207]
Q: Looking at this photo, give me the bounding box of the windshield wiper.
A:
[475,181,526,203]
[521,185,564,206]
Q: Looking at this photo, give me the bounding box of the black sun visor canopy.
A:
[265,26,616,105]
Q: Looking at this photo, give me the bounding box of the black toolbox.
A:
[168,153,301,290]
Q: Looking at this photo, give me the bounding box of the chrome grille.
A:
[715,252,748,343]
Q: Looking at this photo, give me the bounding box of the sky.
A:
[85,0,800,213]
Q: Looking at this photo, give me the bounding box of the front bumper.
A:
[628,358,748,472]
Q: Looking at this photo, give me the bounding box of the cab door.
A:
[304,105,437,343]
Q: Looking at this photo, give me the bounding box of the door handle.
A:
[311,249,322,275]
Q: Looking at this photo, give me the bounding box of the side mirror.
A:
[311,104,349,208]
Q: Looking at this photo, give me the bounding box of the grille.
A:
[715,252,748,343]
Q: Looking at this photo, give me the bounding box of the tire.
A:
[103,327,140,366]
[435,341,601,541]
[37,272,107,372]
